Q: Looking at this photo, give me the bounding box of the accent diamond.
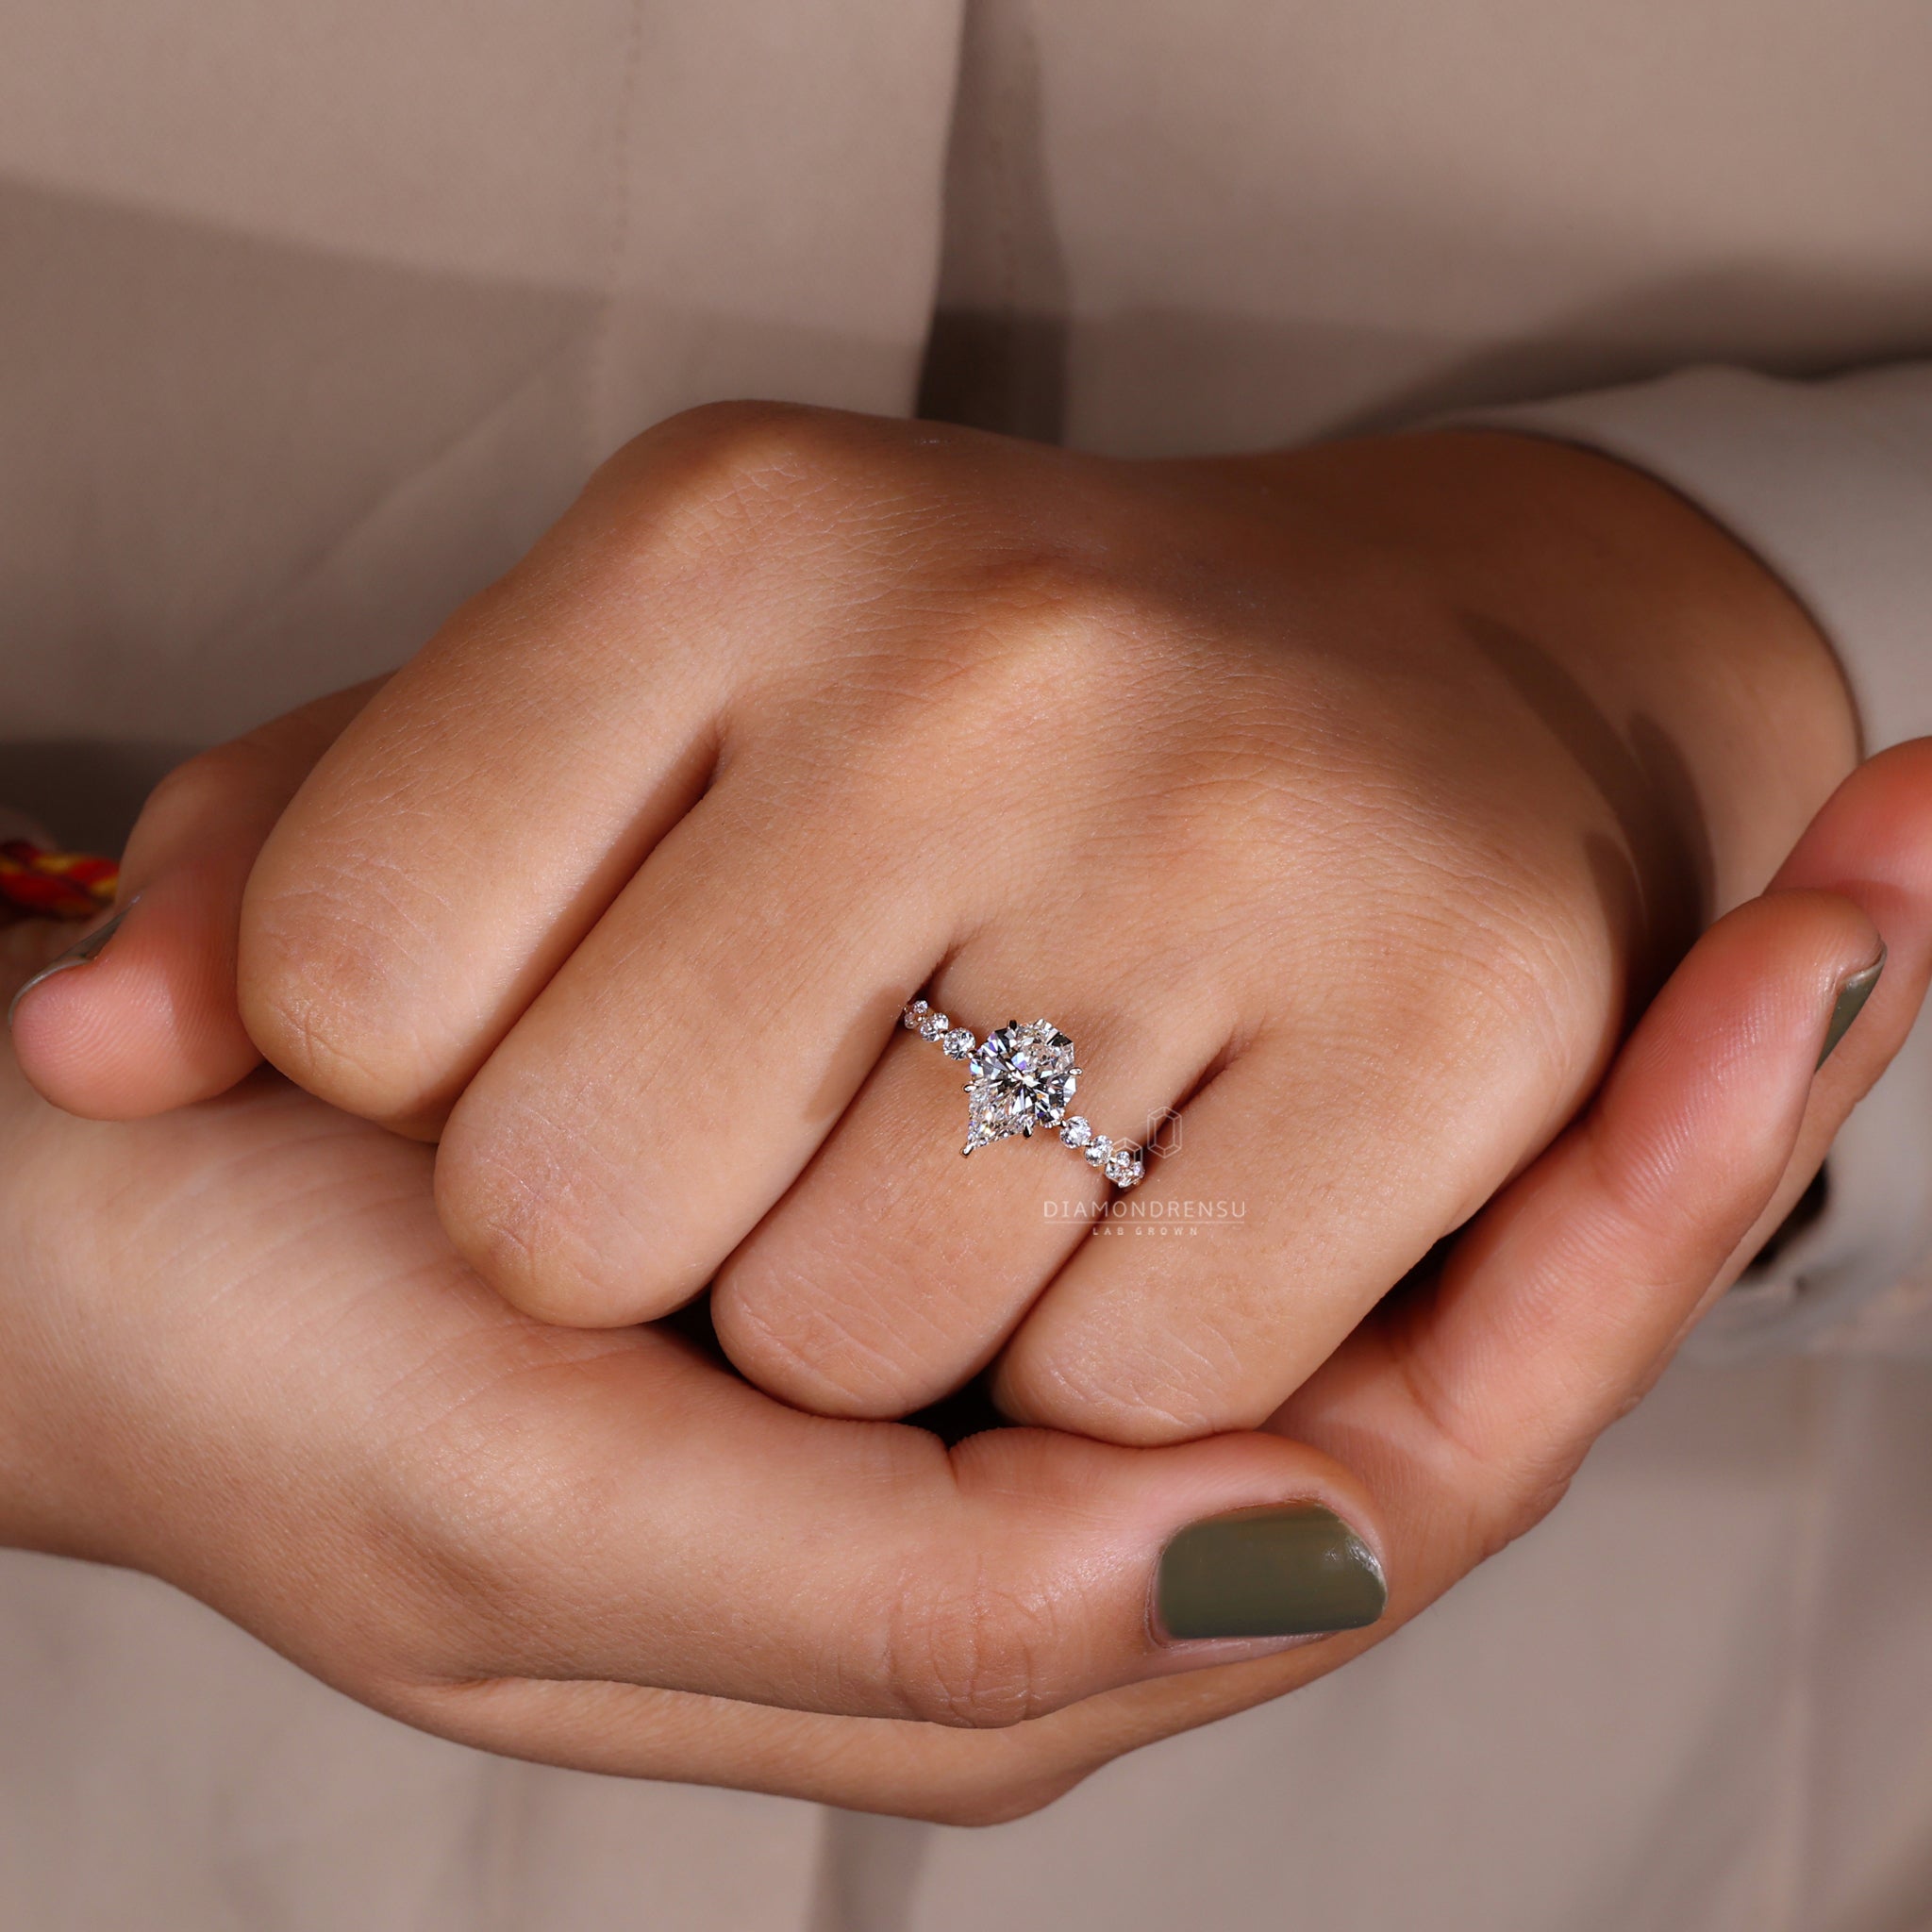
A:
[903,999,930,1030]
[918,1010,951,1041]
[1083,1134,1112,1169]
[1104,1147,1142,1188]
[963,1019,1079,1155]
[941,1027,975,1059]
[1058,1115,1091,1150]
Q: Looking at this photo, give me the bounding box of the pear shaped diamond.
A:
[962,1019,1078,1155]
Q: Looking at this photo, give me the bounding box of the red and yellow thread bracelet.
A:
[0,841,121,921]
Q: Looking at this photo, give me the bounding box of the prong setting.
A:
[903,998,1151,1189]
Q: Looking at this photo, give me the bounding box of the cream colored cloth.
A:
[4,1,1932,1925]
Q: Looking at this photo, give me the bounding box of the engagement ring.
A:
[902,999,1148,1189]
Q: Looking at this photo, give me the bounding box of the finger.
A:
[429,758,955,1325]
[17,1025,1393,1757]
[399,1674,1092,1823]
[411,1654,1317,1823]
[365,748,1932,1816]
[988,743,1932,1449]
[988,946,1591,1445]
[158,1140,1396,1733]
[237,408,825,1132]
[408,1570,1426,1822]
[1283,877,1918,1595]
[709,923,1225,1419]
[1720,737,1932,1288]
[985,1041,1392,1444]
[8,686,373,1119]
[1,915,98,1008]
[401,1328,1392,1727]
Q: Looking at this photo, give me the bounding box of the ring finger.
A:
[711,908,1232,1415]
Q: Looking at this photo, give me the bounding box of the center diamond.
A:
[963,1019,1079,1155]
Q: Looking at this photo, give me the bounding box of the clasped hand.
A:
[8,405,1925,1820]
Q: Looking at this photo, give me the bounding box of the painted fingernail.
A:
[1818,945,1886,1070]
[1155,1504,1387,1641]
[7,902,131,1029]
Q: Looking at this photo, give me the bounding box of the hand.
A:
[6,748,1925,1820]
[0,903,1383,1818]
[13,406,1858,1443]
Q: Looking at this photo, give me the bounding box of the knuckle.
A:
[1000,1323,1239,1446]
[871,567,1167,789]
[711,1254,936,1418]
[239,862,445,1120]
[434,1123,590,1323]
[975,544,1117,625]
[434,1108,672,1327]
[433,1138,554,1311]
[657,399,834,504]
[885,1557,1065,1731]
[595,400,876,577]
[1389,1328,1587,1560]
[634,397,831,478]
[981,559,1161,693]
[1503,1466,1578,1544]
[135,739,276,841]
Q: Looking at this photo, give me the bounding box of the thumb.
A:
[8,684,378,1118]
[1,913,106,1017]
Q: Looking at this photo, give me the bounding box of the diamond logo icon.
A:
[963,1019,1078,1155]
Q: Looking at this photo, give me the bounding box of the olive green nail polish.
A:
[1818,946,1886,1070]
[1156,1504,1387,1641]
[7,902,130,1029]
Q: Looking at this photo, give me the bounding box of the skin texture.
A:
[4,746,1929,1822]
[4,391,1925,1817]
[13,408,1859,1451]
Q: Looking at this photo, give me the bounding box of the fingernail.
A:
[7,902,132,1029]
[1155,1504,1387,1641]
[1818,945,1886,1070]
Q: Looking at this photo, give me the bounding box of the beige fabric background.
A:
[3,1,1931,1925]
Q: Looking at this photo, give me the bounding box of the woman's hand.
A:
[3,749,1924,1822]
[10,406,1860,1443]
[0,908,1390,1816]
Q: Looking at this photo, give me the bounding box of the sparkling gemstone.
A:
[918,1011,951,1041]
[1058,1115,1092,1150]
[1105,1147,1142,1187]
[941,1027,975,1059]
[903,999,929,1030]
[962,1018,1079,1154]
[1083,1135,1112,1169]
